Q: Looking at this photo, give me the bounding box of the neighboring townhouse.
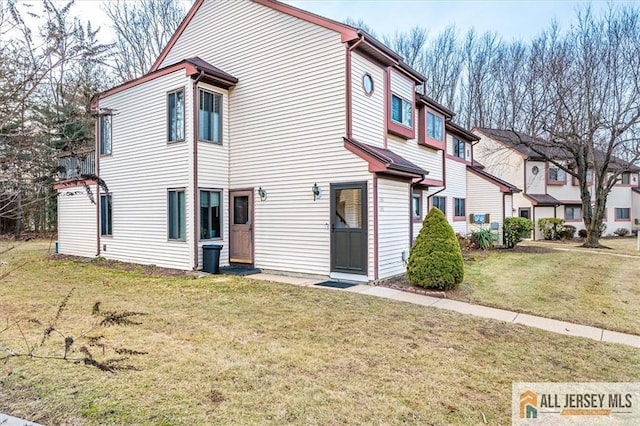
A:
[473,127,640,239]
[55,0,458,282]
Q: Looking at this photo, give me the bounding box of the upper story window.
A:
[391,94,412,128]
[362,73,374,96]
[548,165,566,184]
[427,111,443,141]
[453,138,465,159]
[99,115,112,156]
[619,172,631,185]
[198,89,222,143]
[168,89,185,142]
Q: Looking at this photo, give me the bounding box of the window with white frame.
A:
[427,111,443,141]
[99,115,112,155]
[168,189,186,240]
[565,205,582,220]
[198,89,222,143]
[100,194,112,236]
[200,189,222,239]
[432,196,446,215]
[453,138,465,159]
[391,94,412,128]
[454,198,465,217]
[167,89,185,142]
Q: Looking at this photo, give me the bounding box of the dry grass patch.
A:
[463,248,640,334]
[1,241,639,425]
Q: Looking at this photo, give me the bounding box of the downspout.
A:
[373,175,378,281]
[193,70,205,270]
[345,35,365,138]
[95,109,100,256]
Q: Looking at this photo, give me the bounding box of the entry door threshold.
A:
[330,272,369,283]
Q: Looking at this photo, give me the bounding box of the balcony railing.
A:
[57,149,95,180]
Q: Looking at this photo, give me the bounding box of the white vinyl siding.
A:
[525,161,546,194]
[377,178,410,279]
[389,69,414,102]
[351,52,385,147]
[159,0,375,277]
[466,171,506,243]
[57,185,97,257]
[440,134,468,234]
[98,70,194,270]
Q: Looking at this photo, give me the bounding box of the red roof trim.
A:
[254,0,359,43]
[149,0,205,72]
[92,62,195,107]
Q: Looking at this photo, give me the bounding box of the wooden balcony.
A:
[57,149,95,180]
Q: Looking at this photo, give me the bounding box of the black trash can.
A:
[202,244,223,274]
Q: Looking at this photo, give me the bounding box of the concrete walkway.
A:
[250,273,640,348]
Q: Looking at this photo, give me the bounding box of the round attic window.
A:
[362,73,374,96]
[532,166,539,175]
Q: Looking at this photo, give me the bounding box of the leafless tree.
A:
[383,26,428,71]
[516,6,640,247]
[420,25,463,111]
[104,0,188,82]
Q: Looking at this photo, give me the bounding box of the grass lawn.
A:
[461,240,640,334]
[1,241,639,425]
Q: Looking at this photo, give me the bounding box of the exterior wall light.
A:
[312,183,321,201]
[258,187,267,201]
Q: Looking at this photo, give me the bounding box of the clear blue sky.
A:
[284,0,622,41]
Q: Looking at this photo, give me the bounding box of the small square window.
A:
[620,173,630,185]
[548,166,566,182]
[391,94,412,128]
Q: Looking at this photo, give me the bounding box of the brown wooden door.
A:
[330,182,367,274]
[229,190,253,264]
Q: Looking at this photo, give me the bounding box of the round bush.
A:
[407,207,464,290]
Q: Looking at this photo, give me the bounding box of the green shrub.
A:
[407,208,464,290]
[537,217,565,240]
[560,224,576,240]
[503,217,533,248]
[471,228,497,250]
